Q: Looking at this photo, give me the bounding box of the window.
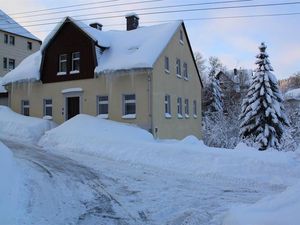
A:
[180,30,184,44]
[4,34,8,44]
[165,95,171,117]
[71,52,80,73]
[183,62,188,80]
[97,96,109,118]
[123,94,136,118]
[184,99,189,117]
[193,100,197,117]
[9,35,15,45]
[8,59,15,70]
[177,97,182,118]
[58,54,67,75]
[27,42,32,50]
[43,99,53,117]
[21,100,30,116]
[3,57,7,69]
[176,58,181,77]
[164,56,169,73]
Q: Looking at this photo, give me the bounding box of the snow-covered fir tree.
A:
[239,42,289,150]
[210,75,223,111]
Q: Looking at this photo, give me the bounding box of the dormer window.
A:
[58,54,67,75]
[180,30,184,45]
[71,52,80,74]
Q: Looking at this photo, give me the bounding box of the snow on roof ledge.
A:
[125,12,139,18]
[61,88,83,94]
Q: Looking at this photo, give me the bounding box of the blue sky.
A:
[2,0,300,79]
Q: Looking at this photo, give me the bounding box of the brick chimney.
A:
[89,22,103,31]
[125,13,139,31]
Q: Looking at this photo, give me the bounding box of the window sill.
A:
[193,115,198,119]
[57,72,67,76]
[185,114,190,118]
[98,114,108,119]
[165,113,172,118]
[184,77,189,81]
[122,114,136,119]
[164,69,170,74]
[177,114,183,119]
[176,74,182,78]
[179,40,184,45]
[70,70,80,75]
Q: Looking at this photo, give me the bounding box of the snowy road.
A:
[4,139,288,225]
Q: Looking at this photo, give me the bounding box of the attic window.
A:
[180,30,184,45]
[71,52,80,73]
[58,54,67,75]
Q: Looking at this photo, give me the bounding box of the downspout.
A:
[147,71,154,137]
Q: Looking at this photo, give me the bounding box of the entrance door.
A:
[67,96,80,120]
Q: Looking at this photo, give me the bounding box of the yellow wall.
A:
[9,72,151,131]
[151,24,202,139]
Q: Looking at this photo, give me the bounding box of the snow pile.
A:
[285,88,300,101]
[0,141,20,224]
[0,106,55,143]
[39,114,300,185]
[0,10,40,41]
[1,51,42,85]
[223,182,300,225]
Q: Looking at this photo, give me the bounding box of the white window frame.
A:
[97,95,109,119]
[21,100,30,116]
[9,35,15,45]
[164,56,170,74]
[43,99,53,117]
[3,57,7,70]
[179,30,184,45]
[184,99,189,118]
[183,62,188,80]
[8,58,15,70]
[122,94,136,119]
[58,54,67,75]
[176,58,181,78]
[71,52,80,74]
[177,97,183,118]
[164,95,171,118]
[193,100,198,118]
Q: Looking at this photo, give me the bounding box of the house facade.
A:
[2,15,203,139]
[0,10,41,105]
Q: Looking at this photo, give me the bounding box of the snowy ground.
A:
[1,112,300,224]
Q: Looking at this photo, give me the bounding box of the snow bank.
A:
[223,182,300,225]
[285,88,300,100]
[0,106,55,143]
[0,141,20,224]
[39,114,300,185]
[1,51,41,85]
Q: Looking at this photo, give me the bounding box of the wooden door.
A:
[67,96,80,120]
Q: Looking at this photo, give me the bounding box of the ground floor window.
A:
[123,94,136,118]
[43,99,53,117]
[21,100,30,116]
[97,96,108,117]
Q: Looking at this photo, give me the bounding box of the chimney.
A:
[125,13,139,31]
[89,22,103,31]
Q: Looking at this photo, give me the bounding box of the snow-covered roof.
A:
[285,88,300,101]
[2,17,182,85]
[0,10,40,41]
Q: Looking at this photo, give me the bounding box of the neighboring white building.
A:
[0,10,41,104]
[285,88,300,106]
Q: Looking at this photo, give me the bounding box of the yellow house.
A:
[2,15,203,139]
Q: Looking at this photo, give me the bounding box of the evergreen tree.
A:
[210,75,223,111]
[239,42,289,150]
